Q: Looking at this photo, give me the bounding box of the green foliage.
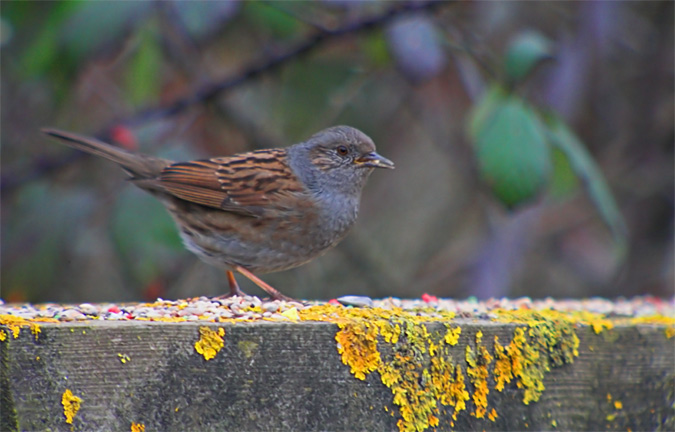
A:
[468,88,626,245]
[468,29,625,248]
[125,25,163,106]
[545,114,627,246]
[469,87,552,207]
[12,1,151,100]
[363,31,392,68]
[503,30,553,85]
[17,2,81,78]
[548,147,579,199]
[243,2,300,39]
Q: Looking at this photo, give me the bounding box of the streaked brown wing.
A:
[159,149,304,217]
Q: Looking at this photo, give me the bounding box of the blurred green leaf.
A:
[18,1,82,77]
[363,30,391,68]
[125,25,163,106]
[467,85,508,140]
[545,114,627,244]
[470,91,552,207]
[504,30,553,84]
[548,147,579,198]
[243,2,299,39]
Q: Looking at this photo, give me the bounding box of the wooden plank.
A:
[1,315,673,432]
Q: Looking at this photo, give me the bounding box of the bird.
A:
[43,126,394,301]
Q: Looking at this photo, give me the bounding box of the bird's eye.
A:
[336,145,349,156]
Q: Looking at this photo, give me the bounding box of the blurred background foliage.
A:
[1,1,672,303]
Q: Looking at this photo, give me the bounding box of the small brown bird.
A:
[44,126,394,301]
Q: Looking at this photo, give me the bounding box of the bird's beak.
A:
[355,152,395,169]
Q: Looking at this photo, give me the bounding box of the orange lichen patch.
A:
[130,422,145,432]
[0,314,42,340]
[0,329,6,341]
[465,331,493,418]
[430,347,469,424]
[299,304,462,432]
[493,326,537,400]
[61,389,82,425]
[335,321,381,380]
[614,400,623,410]
[194,326,225,361]
[492,336,512,392]
[30,317,60,323]
[488,407,498,422]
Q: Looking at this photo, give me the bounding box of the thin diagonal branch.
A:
[121,0,447,128]
[3,0,449,195]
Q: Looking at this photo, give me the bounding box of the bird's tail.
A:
[42,128,171,179]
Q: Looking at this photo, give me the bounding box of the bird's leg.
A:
[235,265,296,302]
[213,270,249,299]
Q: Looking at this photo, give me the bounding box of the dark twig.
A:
[3,0,448,195]
[120,0,447,128]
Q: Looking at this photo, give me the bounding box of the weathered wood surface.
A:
[1,319,674,431]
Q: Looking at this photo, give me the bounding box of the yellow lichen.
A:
[0,329,6,341]
[194,327,225,361]
[491,309,585,405]
[61,389,82,425]
[465,332,493,418]
[570,311,614,334]
[488,407,498,421]
[301,304,462,432]
[237,340,259,359]
[444,325,461,346]
[614,400,622,410]
[281,307,300,321]
[381,322,402,344]
[493,336,512,392]
[118,353,131,364]
[335,321,381,380]
[0,314,42,340]
[448,366,470,420]
[131,422,145,432]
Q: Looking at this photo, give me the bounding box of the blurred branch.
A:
[120,0,447,127]
[2,0,450,195]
